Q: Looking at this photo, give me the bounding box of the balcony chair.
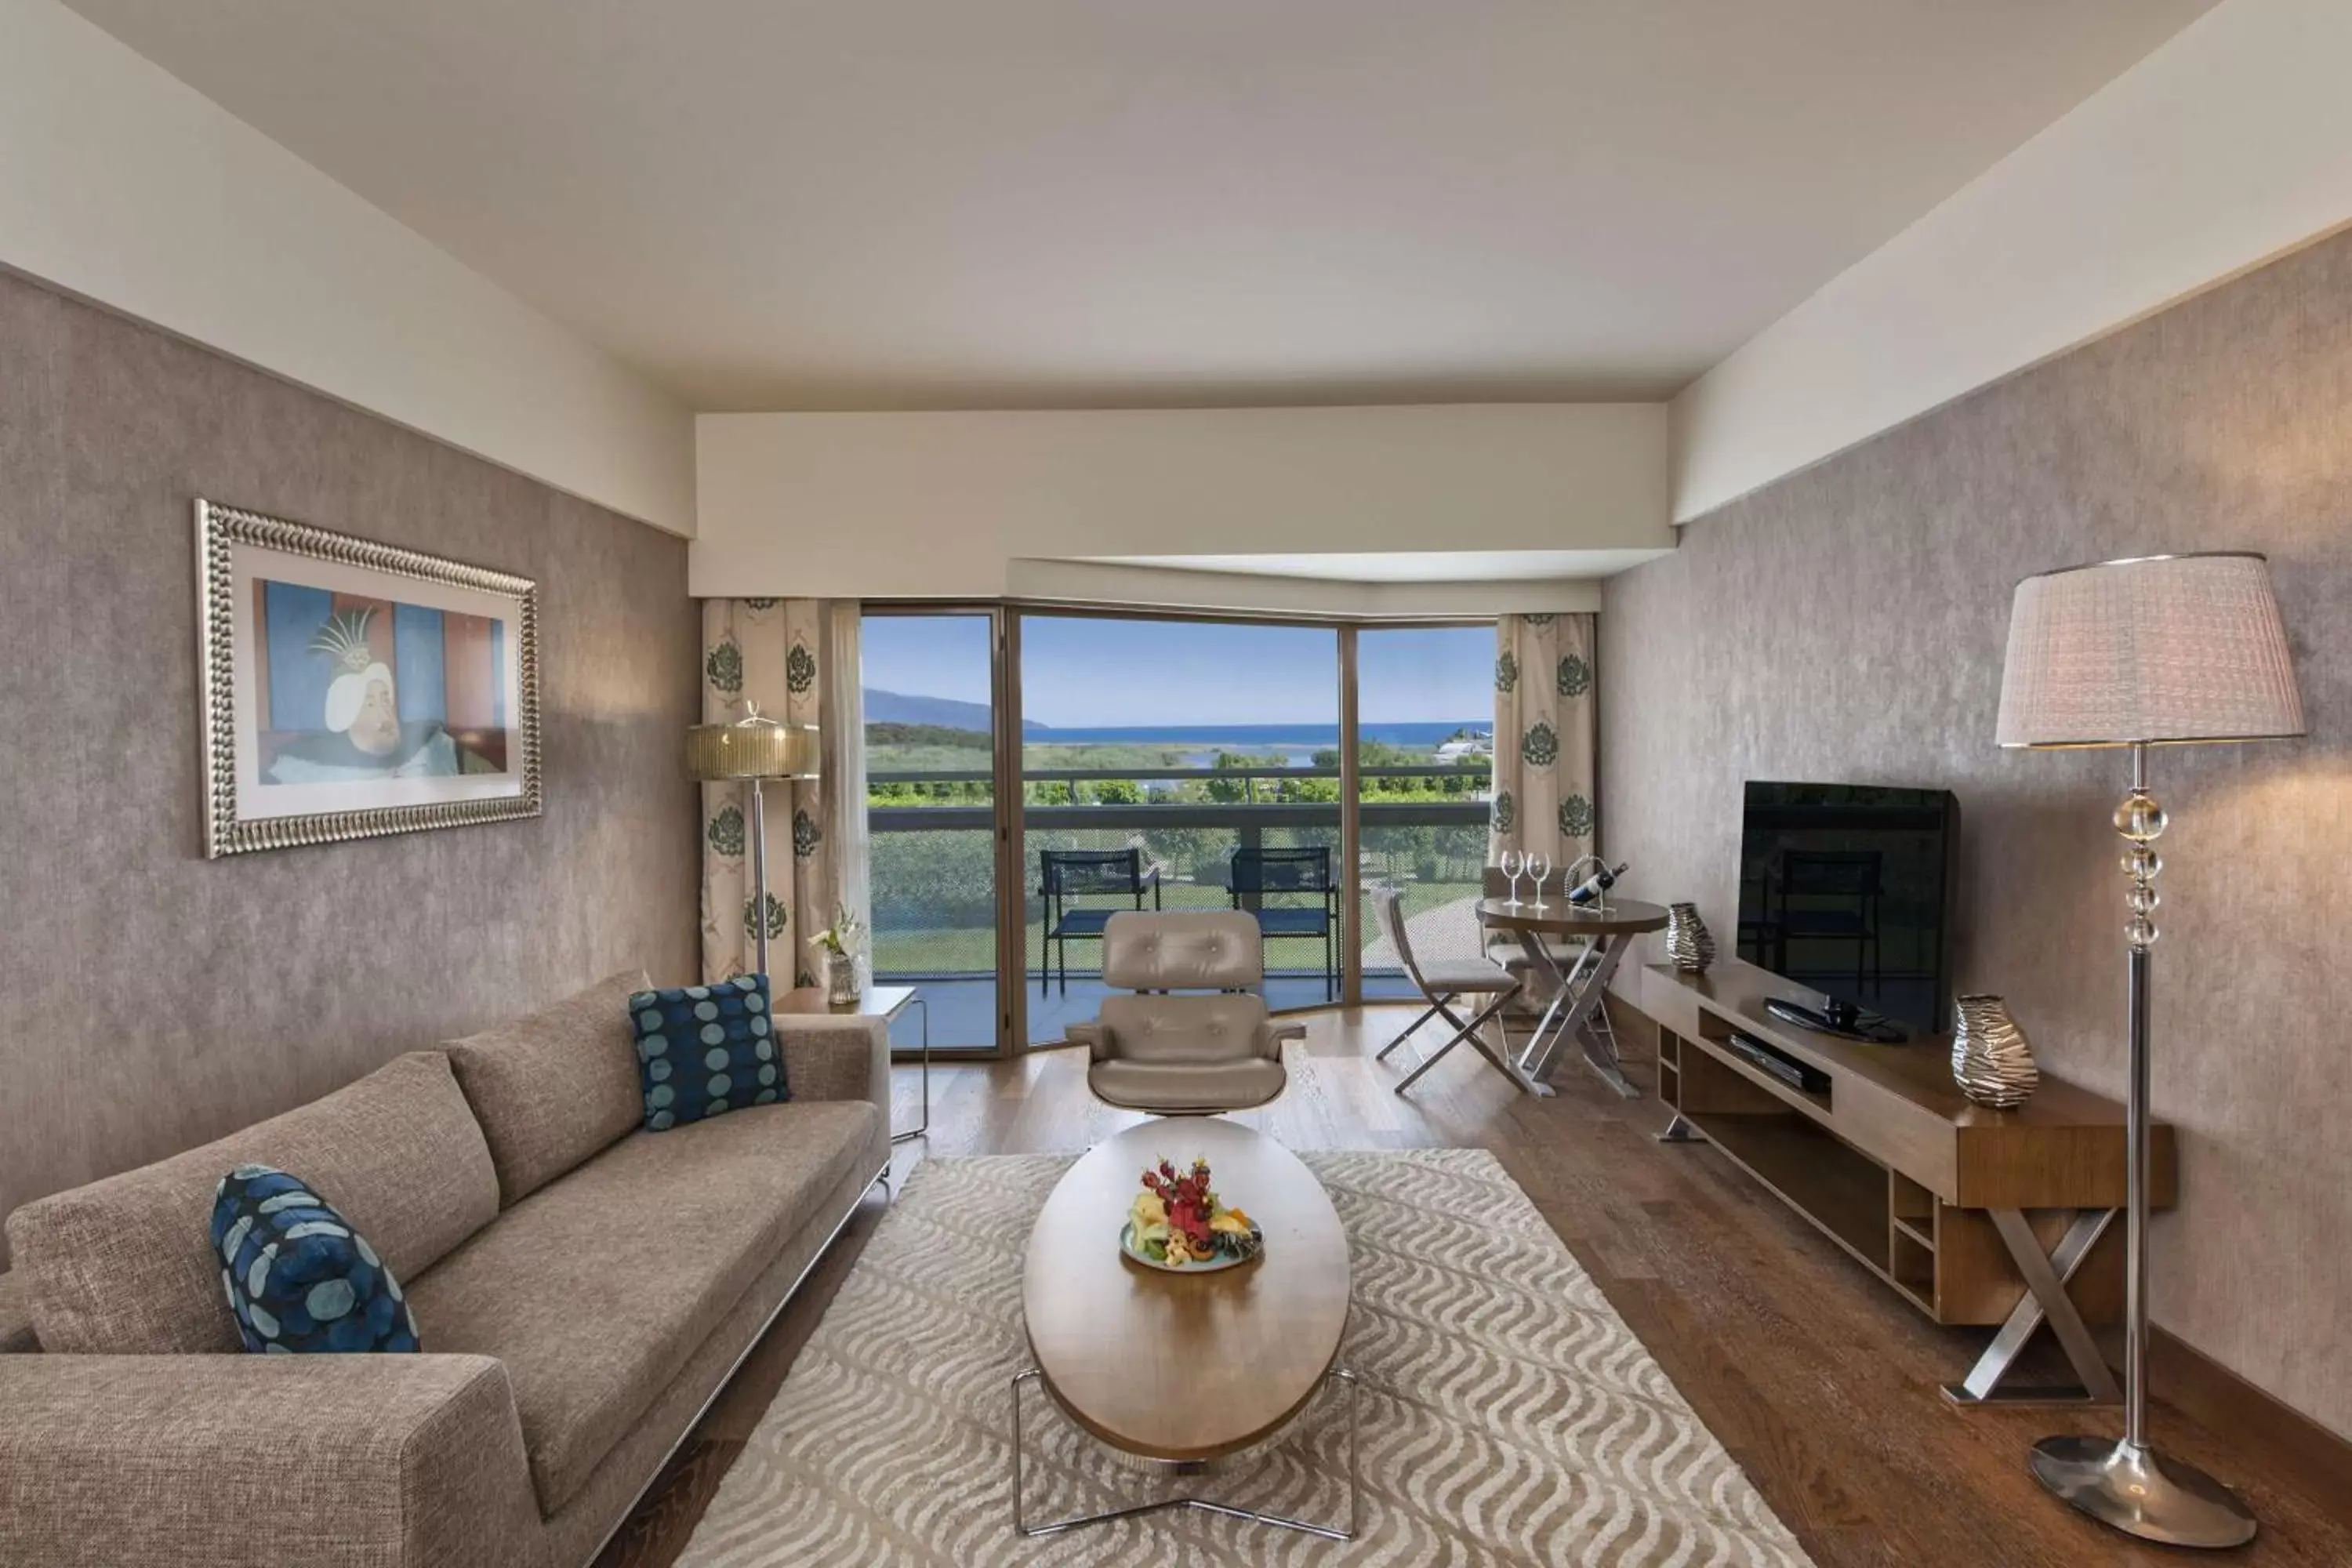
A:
[1068,911,1303,1115]
[1229,844,1338,1002]
[1372,883,1525,1094]
[1038,846,1161,996]
[1769,849,1885,995]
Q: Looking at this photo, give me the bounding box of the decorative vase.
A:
[1664,902,1716,974]
[1951,994,2040,1109]
[825,950,860,1007]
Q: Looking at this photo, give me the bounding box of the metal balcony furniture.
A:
[1067,912,1303,1115]
[1370,884,1524,1095]
[1769,849,1884,996]
[1229,845,1338,1002]
[1038,847,1161,996]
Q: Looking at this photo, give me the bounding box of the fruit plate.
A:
[1119,1219,1263,1272]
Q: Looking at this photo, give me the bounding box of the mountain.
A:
[862,688,1047,733]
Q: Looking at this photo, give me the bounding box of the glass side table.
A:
[771,983,928,1144]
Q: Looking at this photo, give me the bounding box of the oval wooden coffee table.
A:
[1013,1118,1358,1541]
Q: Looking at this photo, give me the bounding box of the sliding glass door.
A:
[1355,626,1497,998]
[1018,614,1343,1045]
[862,611,1007,1051]
[859,605,1494,1052]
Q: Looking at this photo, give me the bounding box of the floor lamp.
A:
[687,706,822,981]
[1994,552,2303,1549]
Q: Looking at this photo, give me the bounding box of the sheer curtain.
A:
[695,598,869,986]
[1487,612,1599,873]
[822,603,872,987]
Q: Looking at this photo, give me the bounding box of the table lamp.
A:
[1995,551,2303,1549]
[686,706,821,979]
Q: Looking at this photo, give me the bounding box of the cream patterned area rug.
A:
[680,1150,1814,1566]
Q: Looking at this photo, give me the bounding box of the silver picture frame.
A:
[194,499,542,858]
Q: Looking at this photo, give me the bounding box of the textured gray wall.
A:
[0,269,701,1265]
[1602,230,2352,1436]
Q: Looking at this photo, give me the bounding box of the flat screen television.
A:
[1736,781,1958,1040]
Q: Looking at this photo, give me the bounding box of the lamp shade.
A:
[1995,552,2303,748]
[685,716,821,780]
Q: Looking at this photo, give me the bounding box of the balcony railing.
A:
[867,761,1494,996]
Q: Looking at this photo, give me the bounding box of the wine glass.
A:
[1526,851,1552,911]
[1498,848,1524,909]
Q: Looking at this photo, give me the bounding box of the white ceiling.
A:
[66,0,2212,412]
[1087,550,1670,583]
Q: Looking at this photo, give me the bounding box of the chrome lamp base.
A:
[2030,1437,2257,1550]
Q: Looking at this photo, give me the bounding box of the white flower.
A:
[808,904,866,956]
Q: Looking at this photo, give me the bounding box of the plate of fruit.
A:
[1120,1155,1264,1272]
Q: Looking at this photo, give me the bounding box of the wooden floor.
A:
[599,1004,2352,1567]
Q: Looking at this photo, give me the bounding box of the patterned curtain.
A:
[1489,613,1599,873]
[699,599,858,987]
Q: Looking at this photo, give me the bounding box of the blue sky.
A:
[861,615,1492,727]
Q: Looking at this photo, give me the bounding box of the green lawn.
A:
[871,875,1479,978]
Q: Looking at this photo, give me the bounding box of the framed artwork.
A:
[194,499,541,858]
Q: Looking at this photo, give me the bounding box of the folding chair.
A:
[1370,884,1525,1094]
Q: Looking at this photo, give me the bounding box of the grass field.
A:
[870,874,1479,978]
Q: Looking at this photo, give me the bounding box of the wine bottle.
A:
[1566,860,1628,906]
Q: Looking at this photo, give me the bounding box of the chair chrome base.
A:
[1010,1367,1360,1542]
[2029,1436,2256,1550]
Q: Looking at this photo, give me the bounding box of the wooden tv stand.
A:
[1641,957,2174,1405]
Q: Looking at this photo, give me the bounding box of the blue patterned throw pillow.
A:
[629,975,787,1131]
[210,1165,419,1354]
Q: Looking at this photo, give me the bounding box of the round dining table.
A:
[1475,895,1668,1098]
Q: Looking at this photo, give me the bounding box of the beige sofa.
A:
[0,971,890,1568]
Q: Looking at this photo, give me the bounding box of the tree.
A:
[1204,751,1255,804]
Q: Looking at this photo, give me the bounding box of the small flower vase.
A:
[824,949,860,1007]
[1951,994,2040,1109]
[1664,902,1717,975]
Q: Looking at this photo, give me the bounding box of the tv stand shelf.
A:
[1644,957,2174,1405]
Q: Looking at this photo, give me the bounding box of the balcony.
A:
[869,760,1494,1045]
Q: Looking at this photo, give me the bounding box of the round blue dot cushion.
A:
[209,1166,419,1356]
[628,973,788,1128]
